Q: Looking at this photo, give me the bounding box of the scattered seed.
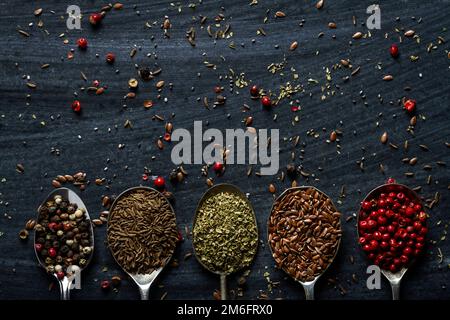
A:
[352,32,363,39]
[290,41,298,51]
[380,132,388,144]
[404,30,415,37]
[383,75,394,81]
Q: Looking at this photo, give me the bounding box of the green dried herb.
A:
[193,191,258,274]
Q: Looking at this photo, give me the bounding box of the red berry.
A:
[400,255,409,264]
[380,241,389,249]
[71,100,81,113]
[212,162,224,173]
[77,38,88,49]
[403,99,416,113]
[373,231,382,241]
[101,280,110,290]
[389,264,397,272]
[359,220,368,230]
[367,219,377,229]
[106,53,115,64]
[361,201,372,211]
[387,225,396,234]
[48,247,57,258]
[359,237,367,245]
[154,176,165,189]
[378,199,387,208]
[56,271,65,279]
[403,247,413,256]
[419,227,428,235]
[92,80,100,87]
[377,216,387,226]
[418,211,427,222]
[363,244,372,252]
[89,13,103,26]
[34,243,43,252]
[370,240,379,250]
[405,207,415,217]
[389,44,399,58]
[386,177,396,184]
[250,85,259,97]
[261,95,271,108]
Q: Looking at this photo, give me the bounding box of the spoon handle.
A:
[220,274,227,300]
[390,280,401,300]
[58,276,71,300]
[138,284,151,300]
[302,283,315,300]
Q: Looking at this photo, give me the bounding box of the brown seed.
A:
[95,178,103,185]
[409,157,418,165]
[156,80,165,89]
[34,8,43,16]
[143,100,153,108]
[404,30,415,37]
[26,82,37,89]
[206,178,214,187]
[410,116,417,126]
[102,196,110,207]
[111,275,121,287]
[383,75,393,81]
[157,139,164,150]
[92,219,103,226]
[328,22,337,29]
[315,0,324,9]
[419,144,429,151]
[165,122,173,133]
[113,3,123,10]
[52,180,62,188]
[352,32,363,39]
[96,87,105,95]
[126,92,136,99]
[19,229,29,240]
[213,290,221,300]
[340,59,350,67]
[56,175,67,183]
[275,11,286,18]
[330,130,337,142]
[163,18,171,30]
[16,163,25,173]
[269,184,276,193]
[25,219,36,230]
[289,41,298,51]
[128,78,138,89]
[245,116,253,126]
[380,132,388,144]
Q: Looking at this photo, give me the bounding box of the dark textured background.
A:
[0,0,449,300]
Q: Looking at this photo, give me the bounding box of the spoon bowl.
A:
[192,183,258,300]
[107,186,177,300]
[35,187,94,300]
[267,186,342,300]
[357,183,425,300]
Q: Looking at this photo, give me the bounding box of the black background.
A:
[0,0,449,300]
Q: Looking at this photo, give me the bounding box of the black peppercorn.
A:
[66,231,74,239]
[60,245,69,254]
[286,163,297,178]
[67,205,75,214]
[67,250,74,258]
[169,170,178,182]
[139,67,152,81]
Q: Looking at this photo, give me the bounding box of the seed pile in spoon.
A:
[268,187,342,282]
[35,194,93,277]
[107,188,178,274]
[193,191,258,274]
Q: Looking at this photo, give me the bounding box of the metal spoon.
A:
[34,187,94,300]
[107,186,177,300]
[267,186,342,300]
[192,183,258,300]
[358,183,424,300]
